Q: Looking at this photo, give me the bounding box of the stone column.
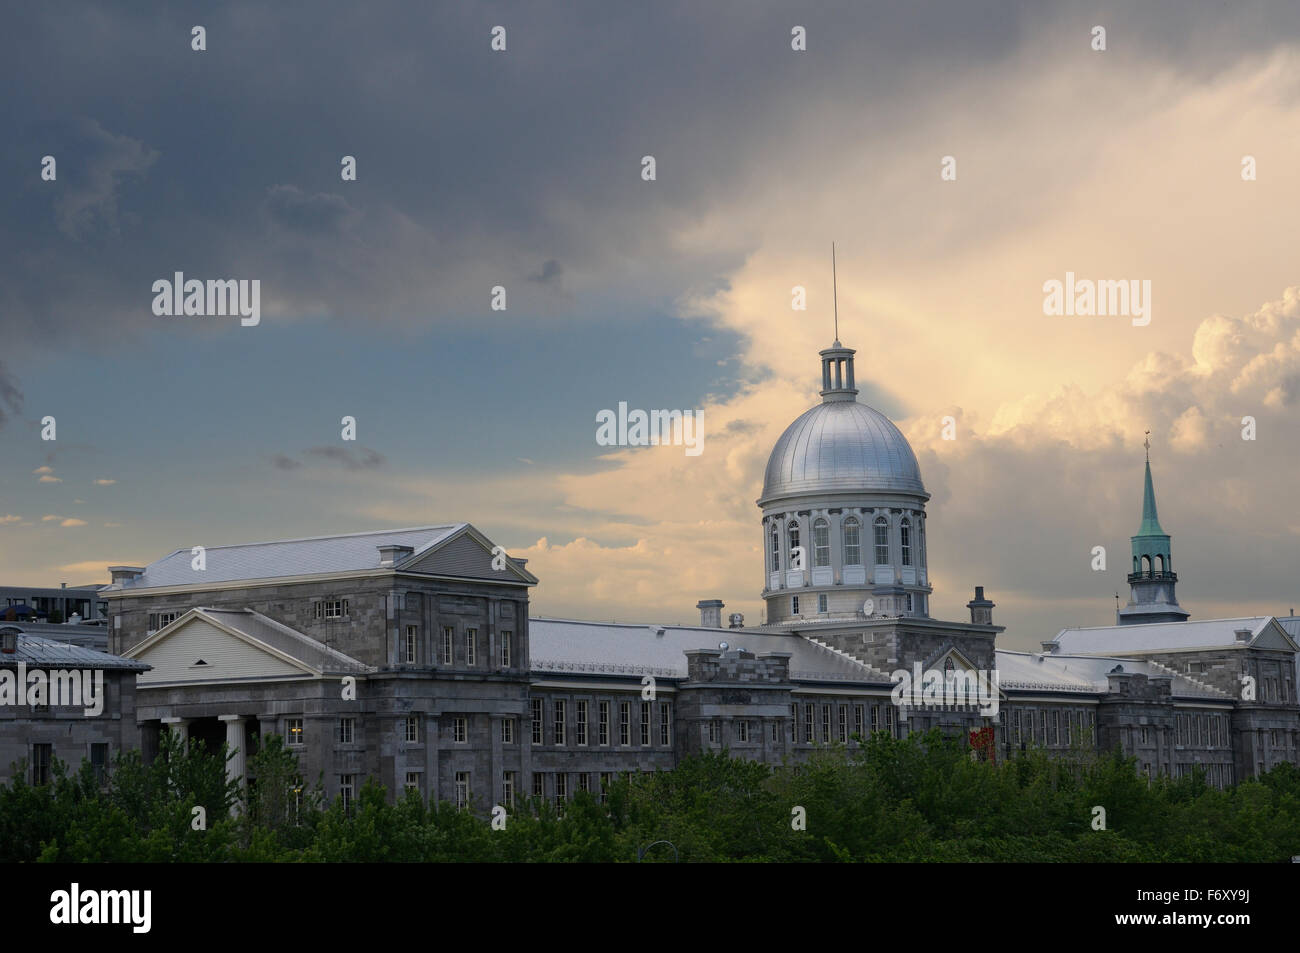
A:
[218,714,247,814]
[160,716,190,744]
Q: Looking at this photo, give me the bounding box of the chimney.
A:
[1234,627,1252,643]
[61,582,67,589]
[0,626,19,654]
[108,566,145,586]
[728,612,745,629]
[697,599,724,628]
[967,586,995,625]
[377,544,415,568]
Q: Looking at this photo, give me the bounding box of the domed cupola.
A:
[759,341,932,625]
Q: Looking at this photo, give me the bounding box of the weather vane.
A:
[1144,430,1151,459]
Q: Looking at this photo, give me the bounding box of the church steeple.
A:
[1118,443,1189,625]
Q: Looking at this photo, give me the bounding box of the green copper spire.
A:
[1136,457,1166,537]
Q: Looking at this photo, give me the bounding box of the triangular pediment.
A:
[125,609,323,685]
[397,524,537,584]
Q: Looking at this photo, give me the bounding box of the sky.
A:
[2,1,1300,649]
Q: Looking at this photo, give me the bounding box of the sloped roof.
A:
[996,649,1229,699]
[196,608,372,675]
[1053,617,1278,655]
[106,525,465,589]
[529,618,891,683]
[0,633,148,671]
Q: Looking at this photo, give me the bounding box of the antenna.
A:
[832,242,839,343]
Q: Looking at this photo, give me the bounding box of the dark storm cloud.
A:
[0,362,22,428]
[2,0,1298,354]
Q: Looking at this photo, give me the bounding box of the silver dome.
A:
[760,400,927,503]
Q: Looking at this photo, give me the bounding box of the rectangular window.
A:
[1037,710,1046,745]
[874,519,889,564]
[403,716,419,743]
[404,625,418,664]
[322,599,348,620]
[836,706,846,743]
[31,743,52,785]
[599,772,613,803]
[442,626,454,665]
[619,701,631,745]
[453,716,467,743]
[577,773,590,794]
[770,721,778,742]
[576,700,588,746]
[532,699,543,744]
[854,705,864,739]
[844,520,861,565]
[599,701,610,746]
[503,771,516,808]
[660,702,671,746]
[818,593,828,613]
[1014,710,1022,745]
[871,704,880,734]
[466,628,477,667]
[90,743,108,784]
[340,774,355,813]
[885,705,895,737]
[708,720,720,744]
[900,521,912,566]
[804,704,814,743]
[1064,712,1072,746]
[455,772,470,810]
[790,703,798,741]
[502,717,515,744]
[814,521,830,567]
[501,631,512,667]
[640,702,651,746]
[553,700,566,746]
[532,773,544,799]
[792,595,799,615]
[737,720,749,743]
[1051,710,1060,746]
[821,705,831,743]
[554,773,567,806]
[1141,725,1150,746]
[405,772,421,794]
[336,717,355,745]
[287,718,304,746]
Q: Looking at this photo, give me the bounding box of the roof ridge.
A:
[158,524,462,555]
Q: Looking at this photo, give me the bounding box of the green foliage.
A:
[4,731,1298,862]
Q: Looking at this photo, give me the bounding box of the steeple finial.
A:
[1144,430,1150,461]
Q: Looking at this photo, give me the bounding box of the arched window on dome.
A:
[873,517,889,565]
[900,518,912,567]
[770,523,780,571]
[788,520,800,555]
[813,519,830,567]
[843,518,862,566]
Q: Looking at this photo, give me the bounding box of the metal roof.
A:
[0,632,149,671]
[760,400,927,503]
[1053,617,1275,655]
[106,524,464,589]
[995,649,1228,699]
[529,618,892,683]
